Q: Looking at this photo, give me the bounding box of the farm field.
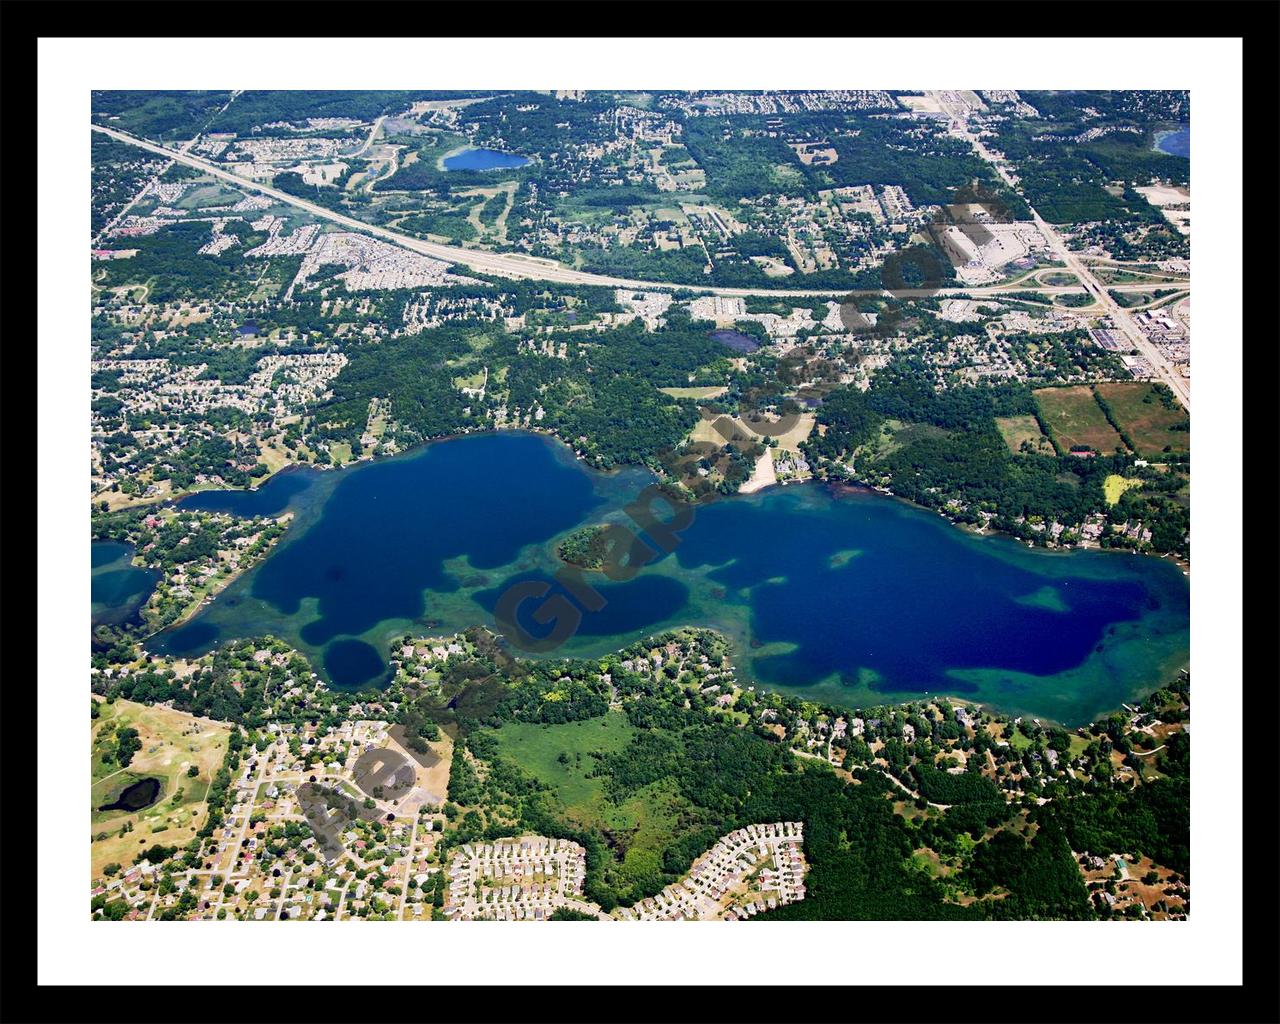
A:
[995,414,1054,456]
[1094,382,1191,458]
[1033,386,1127,454]
[90,698,231,879]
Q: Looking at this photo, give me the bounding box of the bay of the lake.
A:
[1154,125,1190,158]
[92,540,160,629]
[149,432,1189,725]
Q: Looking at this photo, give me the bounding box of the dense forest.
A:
[314,314,726,469]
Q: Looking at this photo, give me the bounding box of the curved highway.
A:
[94,123,1177,309]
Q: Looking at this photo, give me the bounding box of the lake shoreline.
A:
[145,430,1188,725]
[824,478,1191,576]
[127,424,1189,580]
[1152,125,1190,157]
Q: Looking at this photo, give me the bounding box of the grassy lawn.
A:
[90,698,231,879]
[484,713,705,897]
[1034,386,1127,454]
[1039,271,1079,287]
[1006,728,1033,752]
[1052,291,1097,309]
[1109,289,1151,309]
[1090,265,1187,286]
[995,414,1053,456]
[485,712,637,810]
[177,182,245,210]
[1103,474,1144,506]
[1094,382,1190,458]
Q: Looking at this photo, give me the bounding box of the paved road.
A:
[94,123,836,295]
[209,752,267,919]
[91,130,205,248]
[396,815,419,920]
[93,122,1175,306]
[1031,214,1191,410]
[927,91,1190,412]
[345,116,385,159]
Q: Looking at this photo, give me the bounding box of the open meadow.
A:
[483,711,709,901]
[1033,385,1127,454]
[1094,382,1191,458]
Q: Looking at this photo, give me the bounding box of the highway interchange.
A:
[94,114,1189,411]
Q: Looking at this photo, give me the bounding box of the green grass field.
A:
[177,182,245,210]
[484,712,706,899]
[1039,271,1079,287]
[1033,386,1127,453]
[1094,382,1190,458]
[995,414,1054,456]
[1006,728,1033,752]
[486,712,637,810]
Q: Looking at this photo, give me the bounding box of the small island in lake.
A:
[556,524,612,570]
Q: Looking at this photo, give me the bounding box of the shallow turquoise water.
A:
[149,432,1189,724]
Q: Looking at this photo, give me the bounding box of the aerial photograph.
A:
[87,87,1191,924]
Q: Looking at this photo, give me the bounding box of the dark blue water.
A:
[92,541,160,628]
[179,468,315,517]
[1155,126,1189,158]
[443,148,531,171]
[324,638,387,686]
[673,489,1158,696]
[98,776,163,813]
[155,432,610,684]
[474,570,690,641]
[148,432,1189,723]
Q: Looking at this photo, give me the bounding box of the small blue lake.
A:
[443,148,531,171]
[1155,126,1189,158]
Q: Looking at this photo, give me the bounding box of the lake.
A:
[97,776,163,813]
[443,148,531,171]
[92,541,160,629]
[148,432,1189,725]
[1154,125,1189,158]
